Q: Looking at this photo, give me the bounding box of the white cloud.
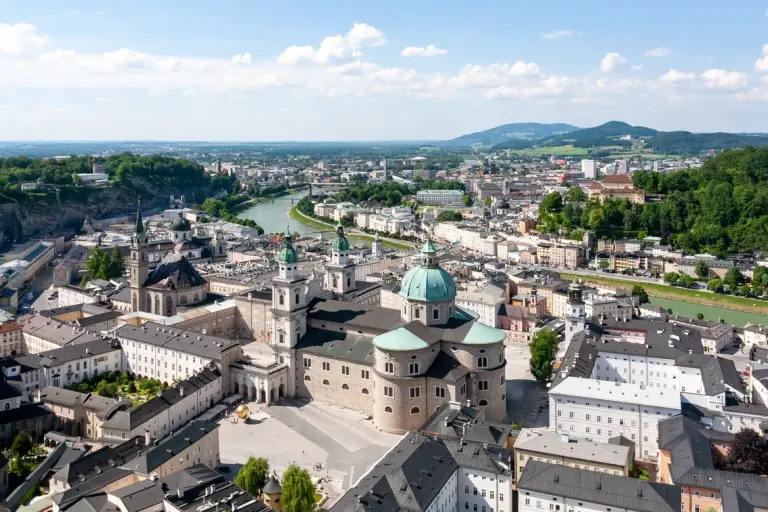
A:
[644,47,671,57]
[231,52,252,65]
[541,30,576,40]
[632,65,643,71]
[600,52,626,72]
[401,44,447,57]
[450,61,540,88]
[0,22,49,55]
[486,76,570,99]
[660,69,695,82]
[755,44,768,72]
[277,22,385,66]
[702,68,749,89]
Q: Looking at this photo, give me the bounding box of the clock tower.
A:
[130,200,150,313]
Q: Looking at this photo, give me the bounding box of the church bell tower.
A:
[130,200,150,313]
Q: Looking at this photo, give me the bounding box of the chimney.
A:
[560,433,569,443]
[144,431,151,446]
[85,348,90,355]
[36,389,41,402]
[180,387,185,397]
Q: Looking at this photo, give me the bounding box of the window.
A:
[341,365,350,376]
[361,370,370,380]
[464,486,469,494]
[384,386,394,398]
[409,362,420,374]
[460,384,466,396]
[322,379,329,386]
[477,357,488,368]
[409,386,420,398]
[478,380,489,391]
[479,399,488,406]
[384,406,392,413]
[279,333,285,344]
[384,362,394,374]
[342,383,349,391]
[433,308,439,320]
[435,386,446,398]
[410,406,420,414]
[361,388,369,395]
[303,358,311,368]
[295,293,300,304]
[415,308,420,319]
[279,295,284,305]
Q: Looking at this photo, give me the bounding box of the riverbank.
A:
[288,206,415,251]
[561,272,768,316]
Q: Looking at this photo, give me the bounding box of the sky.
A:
[2,1,768,141]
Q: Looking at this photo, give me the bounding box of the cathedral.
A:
[129,203,209,316]
[267,224,509,433]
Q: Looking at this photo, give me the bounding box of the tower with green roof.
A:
[129,199,149,312]
[271,229,307,396]
[324,223,357,298]
[398,238,457,326]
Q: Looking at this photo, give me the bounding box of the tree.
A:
[725,267,745,291]
[678,274,696,288]
[726,429,768,474]
[740,284,752,297]
[86,247,110,280]
[462,194,473,207]
[540,193,564,214]
[631,285,649,305]
[281,464,315,512]
[340,214,354,228]
[707,278,724,293]
[484,197,492,207]
[694,260,710,279]
[436,210,463,222]
[663,272,679,285]
[696,313,705,320]
[235,457,270,495]
[11,432,33,460]
[79,275,90,288]
[529,329,559,384]
[108,247,126,278]
[598,260,610,270]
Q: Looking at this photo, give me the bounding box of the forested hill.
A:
[538,147,768,256]
[445,122,579,146]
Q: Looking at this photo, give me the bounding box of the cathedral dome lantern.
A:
[399,238,455,303]
[170,212,192,240]
[331,223,350,252]
[278,231,298,264]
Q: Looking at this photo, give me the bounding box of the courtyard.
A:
[217,398,401,500]
[504,341,548,428]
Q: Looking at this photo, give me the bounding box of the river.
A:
[649,296,768,327]
[238,190,371,247]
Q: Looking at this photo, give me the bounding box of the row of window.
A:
[463,486,503,501]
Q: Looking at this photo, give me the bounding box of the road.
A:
[527,264,663,285]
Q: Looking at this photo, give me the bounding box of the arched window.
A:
[361,388,369,395]
[295,293,300,304]
[304,375,311,381]
[478,399,488,406]
[180,295,188,305]
[410,407,420,415]
[384,406,393,413]
[501,394,506,401]
[403,304,407,315]
[165,296,173,316]
[347,277,351,287]
[499,352,504,363]
[433,308,439,320]
[145,294,151,313]
[322,379,330,386]
[279,295,284,306]
[333,276,338,288]
[342,384,349,390]
[132,292,138,311]
[193,293,199,303]
[477,357,488,368]
[154,295,161,315]
[409,362,419,375]
[3,403,9,411]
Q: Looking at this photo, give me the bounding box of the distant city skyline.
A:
[2,1,768,140]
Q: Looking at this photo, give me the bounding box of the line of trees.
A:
[235,458,316,512]
[85,247,125,282]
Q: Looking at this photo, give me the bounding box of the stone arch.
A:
[180,295,188,305]
[193,293,199,303]
[145,294,151,313]
[332,276,338,288]
[295,293,300,304]
[279,294,285,306]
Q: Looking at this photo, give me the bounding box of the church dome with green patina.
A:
[399,239,456,302]
[331,223,350,252]
[278,231,298,263]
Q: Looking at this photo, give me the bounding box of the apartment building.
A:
[417,190,465,205]
[536,243,584,269]
[0,322,22,357]
[38,386,116,439]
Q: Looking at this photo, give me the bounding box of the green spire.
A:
[421,238,437,254]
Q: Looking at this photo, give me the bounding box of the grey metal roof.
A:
[109,480,165,512]
[518,460,681,512]
[123,421,218,474]
[296,328,375,365]
[307,299,404,334]
[40,387,116,412]
[21,315,103,347]
[658,415,734,470]
[115,323,238,361]
[514,428,631,467]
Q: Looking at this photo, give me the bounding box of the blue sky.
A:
[1,1,768,140]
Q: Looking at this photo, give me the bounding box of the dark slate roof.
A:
[674,355,743,395]
[0,403,51,423]
[307,299,404,334]
[423,351,469,383]
[658,415,734,470]
[723,401,768,416]
[296,328,375,365]
[52,435,148,486]
[518,461,681,512]
[163,464,269,512]
[109,480,166,512]
[40,387,116,412]
[262,476,281,493]
[143,253,206,290]
[123,422,217,474]
[551,331,598,388]
[330,433,460,512]
[61,493,119,512]
[101,365,221,431]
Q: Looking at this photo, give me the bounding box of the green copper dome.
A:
[399,239,456,302]
[278,231,298,263]
[331,223,349,252]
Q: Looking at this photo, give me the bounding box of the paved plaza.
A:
[504,341,548,428]
[217,398,401,499]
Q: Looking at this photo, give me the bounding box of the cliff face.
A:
[6,181,210,237]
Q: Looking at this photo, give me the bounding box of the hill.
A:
[445,122,578,147]
[492,121,656,150]
[648,131,768,154]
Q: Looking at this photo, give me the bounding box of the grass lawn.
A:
[561,272,768,315]
[512,145,590,156]
[288,207,414,250]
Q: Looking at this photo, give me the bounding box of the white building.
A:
[581,159,596,180]
[417,190,464,205]
[455,283,505,328]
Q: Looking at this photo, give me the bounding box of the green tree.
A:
[631,285,649,305]
[281,464,315,512]
[707,278,724,293]
[529,329,559,384]
[663,272,679,285]
[235,457,271,495]
[694,260,710,279]
[484,197,492,207]
[696,313,705,320]
[726,429,768,474]
[462,194,473,207]
[568,187,586,202]
[598,260,610,270]
[724,267,744,291]
[340,214,354,228]
[11,432,33,460]
[86,247,110,280]
[540,193,564,214]
[108,247,126,278]
[436,210,463,222]
[79,275,90,288]
[678,274,696,288]
[740,284,752,297]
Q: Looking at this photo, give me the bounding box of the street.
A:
[505,341,548,428]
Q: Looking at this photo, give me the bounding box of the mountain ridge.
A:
[444,122,579,147]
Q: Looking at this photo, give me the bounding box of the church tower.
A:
[371,232,383,258]
[130,200,150,313]
[271,230,307,397]
[324,224,356,298]
[564,281,585,349]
